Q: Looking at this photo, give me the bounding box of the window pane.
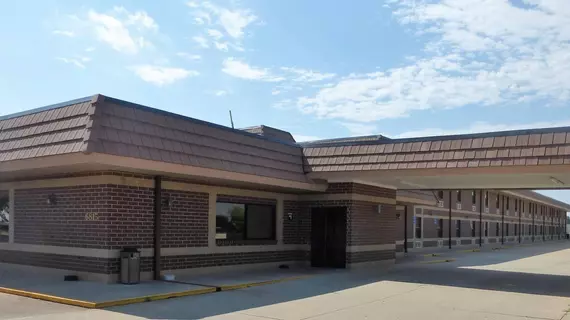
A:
[246,205,275,240]
[216,203,245,240]
[0,191,8,243]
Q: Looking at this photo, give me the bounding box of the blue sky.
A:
[1,0,570,206]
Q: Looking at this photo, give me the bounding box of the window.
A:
[496,223,500,236]
[506,223,509,236]
[437,219,443,238]
[456,220,461,238]
[456,190,462,203]
[216,202,275,240]
[471,190,476,205]
[496,194,500,209]
[0,191,8,243]
[415,217,422,239]
[471,221,476,237]
[437,191,444,201]
[484,222,489,237]
[484,191,489,208]
[515,199,518,212]
[515,224,518,236]
[506,197,510,210]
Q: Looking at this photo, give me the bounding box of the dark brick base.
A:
[0,250,115,274]
[162,250,307,270]
[0,249,309,276]
[347,250,394,264]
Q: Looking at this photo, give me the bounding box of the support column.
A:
[501,195,505,245]
[518,200,521,244]
[530,203,536,242]
[479,190,482,247]
[404,205,408,254]
[448,190,452,250]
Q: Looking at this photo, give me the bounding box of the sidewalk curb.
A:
[219,275,311,291]
[419,259,456,264]
[0,286,217,309]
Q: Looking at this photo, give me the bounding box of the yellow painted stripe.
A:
[94,287,217,308]
[419,259,455,264]
[457,248,480,253]
[219,275,310,292]
[0,287,97,308]
[0,286,217,309]
[423,253,442,257]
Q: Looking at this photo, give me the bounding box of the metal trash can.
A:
[120,247,140,284]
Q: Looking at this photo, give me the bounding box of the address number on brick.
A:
[85,213,99,221]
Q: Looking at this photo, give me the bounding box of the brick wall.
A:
[106,184,155,249]
[0,250,114,274]
[14,186,112,248]
[283,200,310,244]
[161,250,305,270]
[325,183,396,198]
[348,201,396,246]
[162,189,209,248]
[346,250,394,264]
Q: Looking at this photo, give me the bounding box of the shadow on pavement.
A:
[102,241,570,319]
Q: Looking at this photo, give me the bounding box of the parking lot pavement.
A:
[2,241,570,320]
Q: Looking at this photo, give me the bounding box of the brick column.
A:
[327,183,398,268]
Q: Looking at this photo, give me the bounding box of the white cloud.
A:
[214,90,229,96]
[176,52,202,60]
[87,7,157,54]
[281,67,336,82]
[200,2,257,39]
[214,41,229,51]
[187,2,256,51]
[222,58,284,82]
[394,119,570,139]
[129,65,199,86]
[340,123,378,136]
[85,47,96,52]
[56,57,90,69]
[52,30,75,37]
[186,1,199,8]
[207,29,224,40]
[292,0,570,123]
[193,35,209,48]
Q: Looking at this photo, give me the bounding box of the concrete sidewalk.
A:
[0,263,317,308]
[0,263,214,308]
[169,267,320,291]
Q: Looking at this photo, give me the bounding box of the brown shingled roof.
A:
[303,129,570,173]
[0,95,307,183]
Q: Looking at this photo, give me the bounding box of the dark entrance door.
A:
[311,206,347,268]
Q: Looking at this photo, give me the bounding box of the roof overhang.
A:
[0,153,327,193]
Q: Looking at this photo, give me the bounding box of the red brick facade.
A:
[162,189,209,248]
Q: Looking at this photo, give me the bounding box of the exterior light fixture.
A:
[396,213,401,220]
[162,196,171,209]
[287,212,294,221]
[377,204,382,214]
[47,194,57,205]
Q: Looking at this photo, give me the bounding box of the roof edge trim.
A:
[0,95,95,121]
[301,126,570,148]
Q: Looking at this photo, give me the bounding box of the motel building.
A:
[0,94,569,282]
